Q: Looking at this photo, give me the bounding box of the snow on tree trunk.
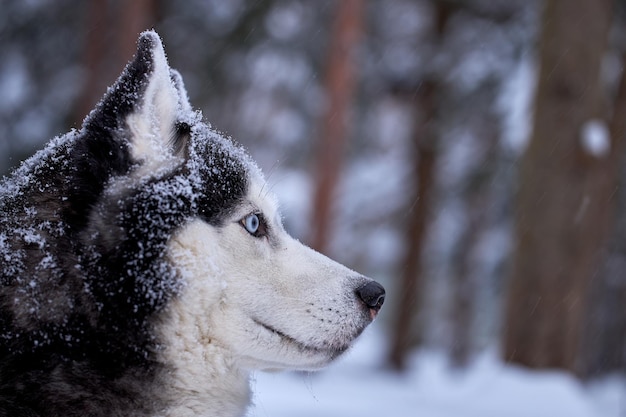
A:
[503,0,614,376]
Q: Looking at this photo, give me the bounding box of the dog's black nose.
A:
[356,281,385,313]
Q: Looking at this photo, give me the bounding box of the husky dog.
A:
[0,31,385,416]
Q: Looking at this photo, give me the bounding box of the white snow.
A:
[248,324,625,417]
[580,119,611,157]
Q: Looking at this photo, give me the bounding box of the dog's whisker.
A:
[259,155,286,199]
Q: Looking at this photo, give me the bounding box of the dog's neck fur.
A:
[157,304,252,417]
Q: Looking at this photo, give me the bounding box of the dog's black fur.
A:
[0,32,248,416]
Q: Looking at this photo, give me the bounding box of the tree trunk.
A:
[582,51,626,377]
[388,0,452,371]
[75,0,110,122]
[503,0,614,376]
[309,0,364,254]
[389,81,438,371]
[75,0,156,123]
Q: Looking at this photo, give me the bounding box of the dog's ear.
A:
[83,30,188,164]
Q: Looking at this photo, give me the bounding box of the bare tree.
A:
[388,0,455,370]
[503,0,614,376]
[388,81,438,371]
[583,50,626,377]
[309,0,364,255]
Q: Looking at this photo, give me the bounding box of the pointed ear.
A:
[84,30,187,165]
[124,31,186,164]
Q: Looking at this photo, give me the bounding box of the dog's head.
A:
[83,31,384,372]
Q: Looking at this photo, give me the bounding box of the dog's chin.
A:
[246,318,352,370]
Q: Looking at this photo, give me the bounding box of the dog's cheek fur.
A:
[158,221,253,416]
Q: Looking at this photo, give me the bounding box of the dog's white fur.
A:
[159,175,372,416]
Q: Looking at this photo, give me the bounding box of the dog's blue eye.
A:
[241,213,267,238]
[244,214,259,234]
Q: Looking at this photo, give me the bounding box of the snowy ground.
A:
[248,323,625,417]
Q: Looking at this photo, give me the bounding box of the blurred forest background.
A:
[0,0,625,383]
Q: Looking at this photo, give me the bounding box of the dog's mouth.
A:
[252,318,350,359]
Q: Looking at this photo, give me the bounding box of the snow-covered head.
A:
[0,30,384,416]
